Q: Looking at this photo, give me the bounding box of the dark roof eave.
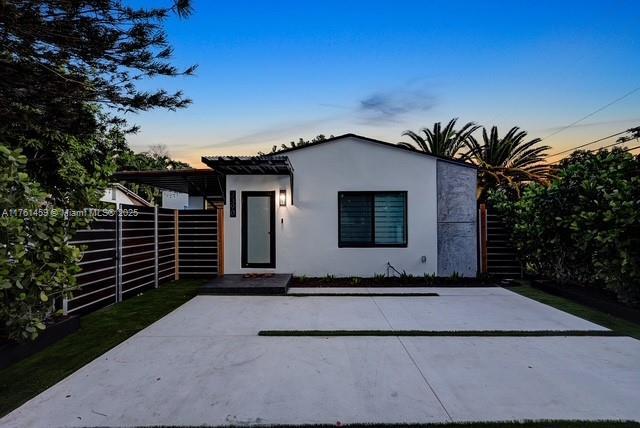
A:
[200,156,294,175]
[114,168,218,179]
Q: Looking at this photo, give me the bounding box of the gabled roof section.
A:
[200,155,293,175]
[269,133,477,169]
[110,183,153,207]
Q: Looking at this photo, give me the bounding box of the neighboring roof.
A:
[113,168,224,197]
[200,155,294,175]
[110,183,153,207]
[269,133,478,169]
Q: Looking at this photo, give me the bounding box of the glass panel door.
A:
[242,192,275,267]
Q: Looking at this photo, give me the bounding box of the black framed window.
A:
[338,191,407,247]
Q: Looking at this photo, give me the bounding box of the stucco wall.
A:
[162,191,204,210]
[162,191,189,209]
[224,136,442,276]
[436,161,478,276]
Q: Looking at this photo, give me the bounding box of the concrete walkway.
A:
[2,288,639,427]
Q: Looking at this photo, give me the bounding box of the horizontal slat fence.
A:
[178,209,218,277]
[67,214,118,314]
[479,204,522,278]
[120,205,156,298]
[66,205,218,315]
[157,208,177,284]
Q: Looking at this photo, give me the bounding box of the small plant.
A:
[296,275,307,284]
[423,273,436,285]
[350,276,362,286]
[448,271,461,284]
[321,274,335,284]
[373,273,386,283]
[399,270,414,284]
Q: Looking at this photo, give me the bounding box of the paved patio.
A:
[2,287,639,427]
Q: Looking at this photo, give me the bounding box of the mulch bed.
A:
[0,315,80,370]
[289,276,498,288]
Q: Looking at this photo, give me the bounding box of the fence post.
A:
[479,203,488,274]
[217,204,224,277]
[116,209,123,303]
[174,209,180,280]
[154,205,159,288]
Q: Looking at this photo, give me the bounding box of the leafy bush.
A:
[0,146,84,341]
[490,148,640,305]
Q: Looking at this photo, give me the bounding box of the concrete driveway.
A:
[2,287,640,427]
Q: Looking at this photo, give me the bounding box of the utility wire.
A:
[548,133,640,164]
[595,139,635,151]
[546,130,629,158]
[541,86,640,141]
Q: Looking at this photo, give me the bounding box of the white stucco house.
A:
[202,134,478,277]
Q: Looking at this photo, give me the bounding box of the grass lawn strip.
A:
[288,293,440,297]
[507,284,640,340]
[0,279,204,417]
[258,330,623,337]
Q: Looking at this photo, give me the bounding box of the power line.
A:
[541,86,640,141]
[596,139,635,151]
[548,133,640,164]
[546,129,629,158]
[547,127,639,164]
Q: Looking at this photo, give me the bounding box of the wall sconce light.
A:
[279,189,287,206]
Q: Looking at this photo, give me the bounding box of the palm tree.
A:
[258,134,333,155]
[399,118,480,158]
[463,126,550,199]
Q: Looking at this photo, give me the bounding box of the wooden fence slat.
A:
[479,204,488,273]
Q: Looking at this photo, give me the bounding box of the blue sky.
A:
[127,0,640,166]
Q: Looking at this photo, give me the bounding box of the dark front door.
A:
[242,191,275,268]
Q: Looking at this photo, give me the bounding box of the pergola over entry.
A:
[113,156,295,205]
[201,155,295,204]
[113,168,225,204]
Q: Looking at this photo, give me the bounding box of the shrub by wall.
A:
[0,146,84,342]
[491,148,640,306]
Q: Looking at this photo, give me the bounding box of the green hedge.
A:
[490,148,640,306]
[0,146,85,341]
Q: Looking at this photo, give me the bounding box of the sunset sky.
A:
[127,0,640,167]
